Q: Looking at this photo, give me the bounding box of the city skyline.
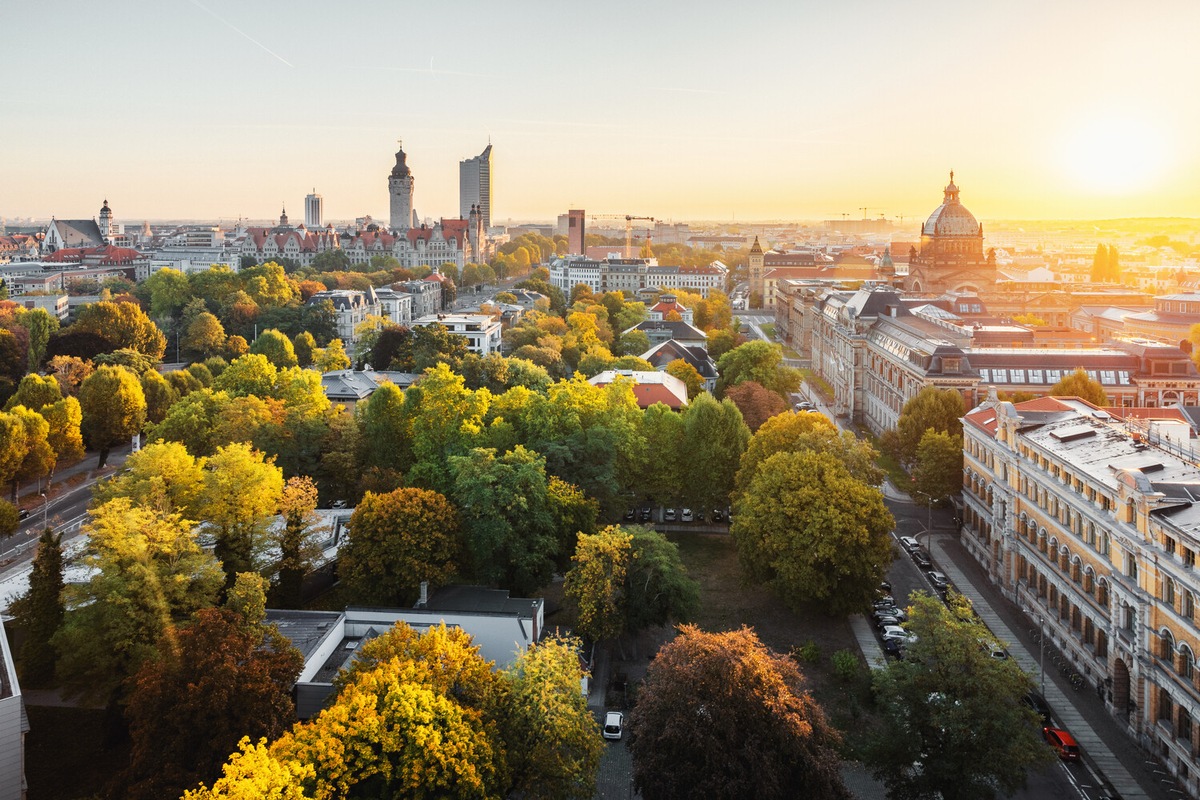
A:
[3,0,1198,223]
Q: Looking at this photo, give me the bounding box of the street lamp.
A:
[911,488,934,533]
[40,492,48,531]
[1022,605,1046,695]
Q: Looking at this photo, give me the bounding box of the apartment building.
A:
[964,395,1200,795]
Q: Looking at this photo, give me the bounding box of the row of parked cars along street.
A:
[623,506,729,524]
[876,535,1081,765]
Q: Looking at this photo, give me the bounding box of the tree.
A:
[0,500,17,538]
[339,487,459,606]
[546,475,599,571]
[404,364,490,494]
[725,379,787,431]
[624,528,699,634]
[42,396,85,469]
[144,267,193,320]
[7,404,54,501]
[184,311,228,361]
[95,346,157,375]
[16,307,59,372]
[356,380,410,473]
[715,339,799,398]
[73,300,167,360]
[502,636,604,800]
[120,607,303,800]
[1049,366,1108,406]
[1090,243,1109,282]
[736,410,882,496]
[197,443,285,587]
[629,625,851,800]
[450,446,560,594]
[249,328,298,368]
[4,372,61,412]
[635,402,685,506]
[53,498,223,705]
[0,411,28,496]
[140,367,179,425]
[892,386,964,467]
[665,358,704,399]
[564,526,632,643]
[79,364,147,467]
[9,528,64,686]
[912,429,963,505]
[45,355,93,397]
[292,331,315,368]
[732,451,894,616]
[93,440,205,516]
[864,594,1051,800]
[313,338,350,373]
[273,476,324,608]
[681,393,750,514]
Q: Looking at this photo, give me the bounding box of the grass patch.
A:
[858,428,911,490]
[760,322,776,340]
[800,368,834,403]
[26,705,125,800]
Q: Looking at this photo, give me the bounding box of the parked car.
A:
[1043,727,1080,761]
[1024,691,1053,726]
[873,596,896,610]
[912,550,932,569]
[17,509,29,521]
[900,536,920,552]
[928,571,949,590]
[696,510,705,522]
[795,401,815,411]
[638,506,652,522]
[880,625,910,641]
[603,711,624,741]
[681,508,694,522]
[882,638,905,659]
[873,606,907,623]
[712,508,725,522]
[879,581,892,593]
[664,508,678,522]
[875,615,901,629]
[979,638,1008,659]
[623,508,636,521]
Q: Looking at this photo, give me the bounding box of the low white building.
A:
[0,624,27,800]
[307,289,379,343]
[412,312,502,356]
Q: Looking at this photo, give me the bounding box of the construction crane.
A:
[591,213,657,258]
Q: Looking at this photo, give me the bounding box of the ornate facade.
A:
[903,173,996,294]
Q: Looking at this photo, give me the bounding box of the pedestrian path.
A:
[849,614,888,671]
[930,532,1151,800]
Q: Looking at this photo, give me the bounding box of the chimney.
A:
[417,581,429,608]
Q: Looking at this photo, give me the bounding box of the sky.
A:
[2,0,1199,225]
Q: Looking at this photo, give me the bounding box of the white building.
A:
[549,256,726,297]
[0,623,28,800]
[412,312,502,356]
[374,287,413,326]
[459,144,492,230]
[305,191,323,228]
[307,289,380,343]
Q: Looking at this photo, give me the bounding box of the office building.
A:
[305,191,323,228]
[459,144,492,230]
[567,209,586,256]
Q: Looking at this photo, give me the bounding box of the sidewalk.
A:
[927,528,1177,800]
[11,446,129,513]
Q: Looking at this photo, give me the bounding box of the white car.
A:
[681,508,694,522]
[899,536,920,552]
[603,711,624,740]
[882,626,916,643]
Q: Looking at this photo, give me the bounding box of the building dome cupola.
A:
[391,144,412,179]
[922,170,980,237]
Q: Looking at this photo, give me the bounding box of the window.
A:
[1182,646,1195,681]
[1162,630,1177,660]
[1186,592,1195,620]
[1101,370,1116,384]
[993,369,1008,383]
[1187,548,1196,570]
[1165,578,1176,606]
[1011,369,1025,383]
[1047,369,1062,383]
[1126,552,1139,583]
[1166,536,1177,556]
[1029,369,1044,383]
[978,368,990,382]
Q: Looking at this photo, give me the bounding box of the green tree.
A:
[450,446,560,594]
[92,440,205,516]
[405,364,490,494]
[1049,366,1108,406]
[681,393,750,514]
[1090,243,1109,282]
[635,402,684,506]
[198,443,285,587]
[16,307,59,372]
[120,607,303,800]
[356,381,410,473]
[732,451,894,616]
[140,368,179,425]
[79,364,147,467]
[53,498,223,705]
[249,328,299,368]
[616,328,651,358]
[292,331,316,368]
[410,322,469,373]
[736,410,882,496]
[339,487,459,606]
[213,353,277,399]
[0,500,17,537]
[4,372,61,412]
[184,311,228,361]
[715,339,799,398]
[503,636,603,800]
[0,412,28,495]
[144,267,193,320]
[893,386,965,467]
[546,475,599,571]
[864,594,1051,800]
[629,625,850,800]
[9,528,64,686]
[625,527,699,634]
[912,429,964,505]
[94,347,157,375]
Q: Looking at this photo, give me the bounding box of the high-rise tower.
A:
[304,190,323,228]
[459,144,492,230]
[748,235,764,305]
[98,199,114,244]
[389,143,415,232]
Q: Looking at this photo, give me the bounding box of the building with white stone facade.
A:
[548,256,726,297]
[412,313,502,356]
[240,208,340,268]
[306,289,379,343]
[374,287,413,326]
[963,395,1200,798]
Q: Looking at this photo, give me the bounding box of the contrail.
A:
[185,0,294,68]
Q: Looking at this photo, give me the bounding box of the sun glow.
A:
[1059,117,1169,194]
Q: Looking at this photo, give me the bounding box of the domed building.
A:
[902,173,996,294]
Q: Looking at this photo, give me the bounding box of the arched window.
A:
[1083,567,1095,595]
[1098,579,1110,607]
[1162,629,1176,661]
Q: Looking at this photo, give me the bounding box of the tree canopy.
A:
[890,387,964,467]
[1048,367,1108,406]
[629,625,850,800]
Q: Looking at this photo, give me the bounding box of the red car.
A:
[1044,727,1080,761]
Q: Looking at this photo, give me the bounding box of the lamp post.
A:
[40,492,48,531]
[912,488,934,534]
